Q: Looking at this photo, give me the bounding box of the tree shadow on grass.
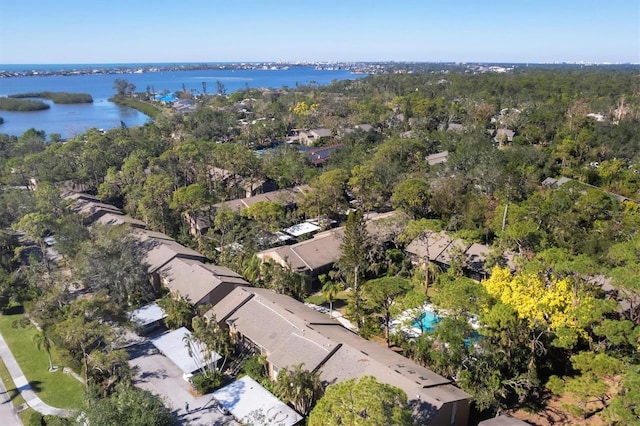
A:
[1,305,24,316]
[1,380,43,403]
[1,386,21,402]
[27,381,42,393]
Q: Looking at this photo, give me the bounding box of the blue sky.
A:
[0,0,638,64]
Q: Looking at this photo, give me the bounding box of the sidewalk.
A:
[304,302,356,330]
[0,333,74,418]
[0,375,23,425]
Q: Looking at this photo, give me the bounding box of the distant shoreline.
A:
[0,62,377,79]
[1,61,636,80]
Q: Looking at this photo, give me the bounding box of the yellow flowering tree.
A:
[481,265,598,385]
[482,266,592,339]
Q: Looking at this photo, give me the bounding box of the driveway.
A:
[127,336,237,426]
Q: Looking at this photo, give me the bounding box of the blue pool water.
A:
[412,310,481,346]
[412,311,442,331]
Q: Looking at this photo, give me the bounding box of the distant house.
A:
[406,231,495,280]
[182,185,310,236]
[94,212,146,228]
[70,200,124,225]
[239,178,278,198]
[64,192,120,225]
[257,227,342,285]
[297,144,344,166]
[207,167,278,199]
[542,176,637,204]
[298,128,332,146]
[426,151,449,166]
[446,123,465,132]
[256,211,397,287]
[62,191,101,204]
[493,128,515,144]
[172,98,196,113]
[464,243,493,280]
[212,185,310,214]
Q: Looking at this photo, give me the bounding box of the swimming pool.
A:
[412,310,442,331]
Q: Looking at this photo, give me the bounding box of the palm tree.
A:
[422,257,441,297]
[242,255,262,285]
[33,326,55,372]
[320,276,343,319]
[274,364,324,416]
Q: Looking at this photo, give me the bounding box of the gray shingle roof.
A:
[138,238,205,274]
[210,286,470,423]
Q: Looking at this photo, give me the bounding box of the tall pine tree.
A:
[336,210,370,329]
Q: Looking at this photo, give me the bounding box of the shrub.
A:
[191,370,223,394]
[29,412,44,426]
[242,355,268,381]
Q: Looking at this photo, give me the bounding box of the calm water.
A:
[0,64,366,139]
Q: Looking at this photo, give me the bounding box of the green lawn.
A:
[305,289,351,311]
[0,311,85,410]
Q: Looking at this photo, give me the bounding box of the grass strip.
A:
[0,312,85,410]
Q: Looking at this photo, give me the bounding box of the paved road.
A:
[127,338,238,426]
[0,333,73,419]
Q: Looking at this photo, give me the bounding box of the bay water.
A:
[0,65,365,139]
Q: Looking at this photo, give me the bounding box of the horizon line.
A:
[1,61,638,66]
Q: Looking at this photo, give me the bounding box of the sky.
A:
[0,0,638,64]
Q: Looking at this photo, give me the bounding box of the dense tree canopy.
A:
[1,63,639,425]
[83,383,175,426]
[308,376,413,426]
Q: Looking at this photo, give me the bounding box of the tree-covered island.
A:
[0,97,50,111]
[9,92,93,104]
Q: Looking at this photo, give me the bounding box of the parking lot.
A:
[127,334,238,426]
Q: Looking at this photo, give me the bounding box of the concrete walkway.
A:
[0,333,74,418]
[0,375,23,425]
[304,302,356,330]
